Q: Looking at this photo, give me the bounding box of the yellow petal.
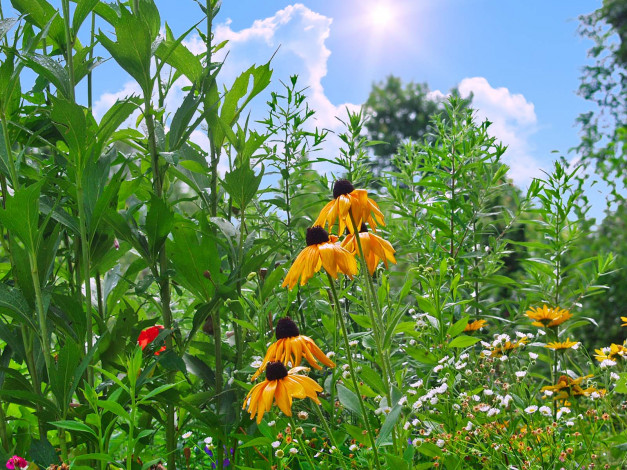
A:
[274,379,292,416]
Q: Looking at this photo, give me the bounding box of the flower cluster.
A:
[282,179,395,289]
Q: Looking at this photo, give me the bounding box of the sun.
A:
[368,3,396,31]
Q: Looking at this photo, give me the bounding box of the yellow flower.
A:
[542,374,593,401]
[314,179,385,235]
[340,225,396,275]
[525,305,572,328]
[464,319,487,332]
[490,337,528,357]
[243,362,322,424]
[545,338,579,351]
[621,316,627,327]
[252,317,335,380]
[594,343,627,362]
[282,226,357,290]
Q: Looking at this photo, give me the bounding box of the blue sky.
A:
[7,1,610,217]
[151,0,607,215]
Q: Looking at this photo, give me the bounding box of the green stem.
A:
[87,11,96,109]
[325,272,382,470]
[76,184,94,387]
[289,416,315,470]
[313,403,348,470]
[348,212,393,398]
[0,402,8,452]
[61,0,75,101]
[0,114,20,190]
[29,252,58,445]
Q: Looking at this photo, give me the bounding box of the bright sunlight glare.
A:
[368,3,396,31]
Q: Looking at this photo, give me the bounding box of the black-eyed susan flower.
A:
[621,316,627,327]
[545,338,579,351]
[464,319,487,332]
[243,362,322,424]
[252,317,335,380]
[526,305,572,328]
[340,224,396,275]
[281,226,357,290]
[314,179,385,235]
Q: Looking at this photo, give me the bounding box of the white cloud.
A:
[457,77,543,186]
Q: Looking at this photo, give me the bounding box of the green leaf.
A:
[416,441,442,458]
[168,223,219,301]
[376,404,402,446]
[97,399,131,422]
[168,86,203,151]
[49,338,81,416]
[28,437,58,468]
[50,96,89,165]
[71,0,98,36]
[448,335,480,349]
[22,52,71,99]
[0,18,18,42]
[144,194,174,260]
[50,420,97,438]
[11,0,66,47]
[336,383,361,415]
[222,164,263,210]
[97,6,152,95]
[615,373,627,394]
[0,284,34,329]
[447,316,469,338]
[239,437,272,449]
[179,159,206,173]
[0,181,43,252]
[155,22,203,84]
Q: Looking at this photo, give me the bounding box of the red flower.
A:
[6,455,28,469]
[138,325,166,355]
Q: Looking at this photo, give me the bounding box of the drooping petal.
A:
[274,379,292,417]
[318,243,340,278]
[303,336,335,368]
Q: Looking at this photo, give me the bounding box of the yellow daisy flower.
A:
[621,316,627,327]
[594,343,627,362]
[243,362,322,424]
[545,338,579,351]
[252,317,335,380]
[314,179,385,235]
[525,305,572,328]
[340,224,396,275]
[542,374,593,401]
[282,226,357,290]
[490,337,528,357]
[464,319,487,332]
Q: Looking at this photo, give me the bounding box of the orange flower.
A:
[252,317,335,380]
[138,325,166,355]
[341,224,396,275]
[314,179,384,235]
[464,319,487,332]
[243,362,322,424]
[282,226,357,290]
[526,305,572,328]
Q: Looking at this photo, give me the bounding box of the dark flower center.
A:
[306,226,330,246]
[276,317,300,339]
[359,223,368,233]
[266,361,288,381]
[333,179,355,199]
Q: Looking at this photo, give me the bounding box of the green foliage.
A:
[364,75,471,176]
[0,1,624,469]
